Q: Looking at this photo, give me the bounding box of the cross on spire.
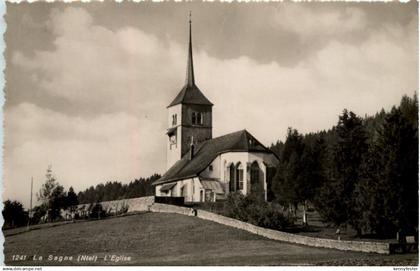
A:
[186,11,195,87]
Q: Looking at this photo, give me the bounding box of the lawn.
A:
[4,212,418,266]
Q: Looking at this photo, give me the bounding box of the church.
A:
[153,17,279,203]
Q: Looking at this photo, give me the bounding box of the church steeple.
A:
[166,12,213,170]
[186,11,195,87]
[167,13,213,108]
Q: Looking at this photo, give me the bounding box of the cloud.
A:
[5,6,418,207]
[4,103,165,207]
[12,7,185,117]
[274,5,367,39]
[196,15,417,143]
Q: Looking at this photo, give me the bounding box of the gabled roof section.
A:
[168,85,213,107]
[168,13,213,108]
[153,129,276,186]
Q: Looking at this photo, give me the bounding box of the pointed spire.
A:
[186,11,195,87]
[167,12,213,108]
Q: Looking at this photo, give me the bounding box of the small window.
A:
[192,112,203,126]
[172,114,177,126]
[209,165,213,171]
[192,112,196,125]
[197,112,202,125]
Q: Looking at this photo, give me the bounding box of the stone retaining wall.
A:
[150,203,195,216]
[198,210,390,254]
[148,204,390,254]
[77,196,155,214]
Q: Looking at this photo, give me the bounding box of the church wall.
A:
[219,152,279,199]
[155,185,161,196]
[155,182,177,197]
[176,177,204,203]
[166,105,182,169]
[181,104,212,127]
[199,156,221,180]
[180,104,212,157]
[155,177,204,203]
[181,126,212,157]
[219,152,250,195]
[158,152,279,202]
[191,177,204,202]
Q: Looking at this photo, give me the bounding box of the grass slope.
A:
[4,213,418,266]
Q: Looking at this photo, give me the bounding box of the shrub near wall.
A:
[223,193,292,231]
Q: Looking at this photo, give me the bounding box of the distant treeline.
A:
[2,173,161,229]
[77,174,160,204]
[269,94,418,237]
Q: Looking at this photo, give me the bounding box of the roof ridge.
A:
[210,129,247,141]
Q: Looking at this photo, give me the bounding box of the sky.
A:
[3,2,418,208]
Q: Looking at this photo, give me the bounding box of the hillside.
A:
[4,213,417,266]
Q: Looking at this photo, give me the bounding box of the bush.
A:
[30,205,47,225]
[2,200,28,229]
[223,192,292,230]
[89,203,106,219]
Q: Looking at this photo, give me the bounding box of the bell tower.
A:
[166,13,213,169]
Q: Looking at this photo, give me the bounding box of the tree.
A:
[269,94,418,237]
[2,200,28,228]
[272,128,305,219]
[65,187,79,210]
[272,128,329,225]
[270,140,285,160]
[315,110,368,233]
[299,136,328,224]
[37,166,66,221]
[359,103,418,236]
[76,174,160,204]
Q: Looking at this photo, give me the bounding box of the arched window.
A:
[250,161,260,192]
[229,164,235,192]
[236,163,244,190]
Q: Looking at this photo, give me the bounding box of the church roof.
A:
[168,13,213,108]
[168,85,213,107]
[153,130,277,186]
